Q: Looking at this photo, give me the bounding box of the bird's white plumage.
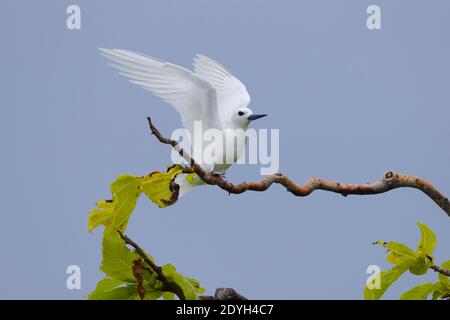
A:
[98,48,221,141]
[193,54,251,129]
[100,48,256,196]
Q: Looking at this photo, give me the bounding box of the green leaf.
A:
[417,221,437,257]
[109,174,142,231]
[161,264,176,277]
[88,200,114,232]
[187,277,206,294]
[142,289,162,300]
[100,231,140,282]
[385,242,417,262]
[438,260,450,285]
[172,272,198,300]
[399,282,435,300]
[143,269,157,288]
[88,278,138,300]
[89,278,161,300]
[161,263,199,300]
[162,291,175,300]
[375,240,417,265]
[386,253,405,265]
[141,165,184,208]
[431,280,450,300]
[409,256,429,275]
[373,240,386,247]
[88,166,182,232]
[432,289,444,300]
[364,263,409,300]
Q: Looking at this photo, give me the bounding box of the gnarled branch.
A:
[147,116,450,218]
[119,231,247,300]
[119,231,187,300]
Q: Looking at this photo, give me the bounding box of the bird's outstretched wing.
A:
[99,48,221,138]
[193,54,251,127]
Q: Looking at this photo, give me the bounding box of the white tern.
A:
[99,48,267,196]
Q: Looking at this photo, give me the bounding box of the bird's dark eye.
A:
[238,111,244,116]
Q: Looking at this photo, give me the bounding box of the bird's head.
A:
[233,107,267,128]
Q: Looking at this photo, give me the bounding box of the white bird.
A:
[99,48,266,196]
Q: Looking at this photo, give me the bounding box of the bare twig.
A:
[431,264,450,277]
[147,117,450,218]
[118,231,186,300]
[119,231,247,300]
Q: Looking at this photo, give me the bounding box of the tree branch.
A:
[147,117,450,218]
[118,231,186,300]
[199,288,248,300]
[118,231,247,300]
[431,264,450,277]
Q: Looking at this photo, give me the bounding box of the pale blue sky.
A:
[1,0,449,299]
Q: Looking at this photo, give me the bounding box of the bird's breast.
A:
[217,129,247,164]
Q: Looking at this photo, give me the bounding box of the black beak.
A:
[247,114,267,121]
